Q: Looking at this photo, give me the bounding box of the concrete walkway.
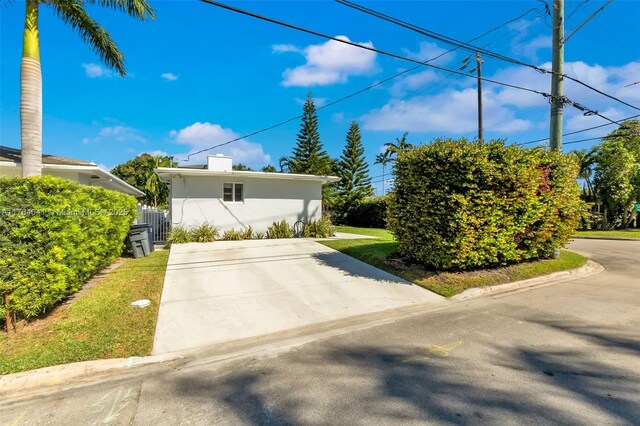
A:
[153,239,442,354]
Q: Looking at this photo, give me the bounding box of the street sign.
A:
[636,203,640,212]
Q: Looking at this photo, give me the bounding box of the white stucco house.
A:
[0,145,144,197]
[155,155,339,232]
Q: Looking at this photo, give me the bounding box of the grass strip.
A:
[326,226,587,298]
[0,250,169,375]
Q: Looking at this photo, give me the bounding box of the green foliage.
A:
[266,220,294,239]
[165,226,191,247]
[304,214,335,238]
[221,229,245,241]
[593,119,640,228]
[289,93,332,175]
[189,223,219,242]
[383,132,414,162]
[343,196,389,228]
[111,153,176,206]
[0,176,137,320]
[387,138,582,271]
[261,165,278,173]
[335,121,373,221]
[232,163,253,171]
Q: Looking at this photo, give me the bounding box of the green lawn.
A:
[0,250,169,375]
[575,229,640,239]
[325,226,587,298]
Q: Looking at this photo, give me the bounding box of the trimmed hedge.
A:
[0,176,137,319]
[344,196,388,228]
[387,139,581,270]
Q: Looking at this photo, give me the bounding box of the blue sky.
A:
[1,0,639,194]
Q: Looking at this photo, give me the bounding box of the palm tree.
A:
[383,132,413,160]
[20,0,154,177]
[572,148,597,198]
[374,152,391,195]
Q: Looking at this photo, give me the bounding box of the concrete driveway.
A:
[153,239,442,354]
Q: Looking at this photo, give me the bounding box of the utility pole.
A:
[549,0,565,151]
[476,51,483,141]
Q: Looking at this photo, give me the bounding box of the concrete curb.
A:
[572,235,639,241]
[451,259,604,301]
[0,353,181,402]
[0,258,604,403]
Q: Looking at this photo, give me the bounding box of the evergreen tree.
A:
[289,93,331,175]
[337,121,373,211]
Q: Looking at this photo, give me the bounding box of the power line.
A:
[335,0,640,112]
[184,2,550,160]
[517,113,640,145]
[199,0,620,125]
[564,0,613,44]
[199,0,554,96]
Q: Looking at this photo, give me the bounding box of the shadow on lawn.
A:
[312,245,414,285]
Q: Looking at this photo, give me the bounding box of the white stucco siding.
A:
[170,175,323,232]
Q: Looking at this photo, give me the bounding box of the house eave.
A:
[155,167,340,184]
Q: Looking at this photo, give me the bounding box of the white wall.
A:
[170,175,323,232]
[0,166,81,181]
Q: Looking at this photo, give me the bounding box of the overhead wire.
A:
[183,2,545,160]
[194,0,620,160]
[334,0,640,112]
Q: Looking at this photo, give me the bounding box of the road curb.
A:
[451,259,604,301]
[572,235,639,241]
[0,353,182,403]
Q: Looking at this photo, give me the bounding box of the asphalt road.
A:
[1,239,639,425]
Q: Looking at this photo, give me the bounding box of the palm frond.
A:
[50,0,126,75]
[84,0,155,20]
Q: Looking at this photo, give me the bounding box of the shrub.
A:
[266,220,293,239]
[165,226,191,247]
[189,223,219,242]
[221,229,245,241]
[0,176,137,320]
[304,214,335,238]
[387,139,582,270]
[344,196,388,228]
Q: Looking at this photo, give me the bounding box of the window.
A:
[223,183,243,202]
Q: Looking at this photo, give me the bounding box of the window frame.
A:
[223,182,244,203]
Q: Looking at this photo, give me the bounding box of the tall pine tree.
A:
[338,121,373,206]
[289,93,331,175]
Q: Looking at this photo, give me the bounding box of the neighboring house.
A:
[155,154,339,232]
[0,145,144,197]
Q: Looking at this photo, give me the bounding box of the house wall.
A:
[169,175,323,232]
[0,166,83,182]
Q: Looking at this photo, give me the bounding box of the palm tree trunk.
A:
[20,0,42,177]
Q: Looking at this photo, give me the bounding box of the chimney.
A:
[207,154,232,172]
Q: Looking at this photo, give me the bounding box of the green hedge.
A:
[0,176,137,319]
[387,139,582,270]
[344,196,388,228]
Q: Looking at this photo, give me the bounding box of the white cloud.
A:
[161,72,179,81]
[145,150,170,157]
[513,35,551,62]
[403,41,452,64]
[390,69,442,97]
[272,44,300,54]
[281,35,377,87]
[565,107,626,138]
[361,88,532,134]
[170,122,271,167]
[82,63,113,78]
[83,125,146,144]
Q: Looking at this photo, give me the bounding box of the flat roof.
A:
[155,167,340,184]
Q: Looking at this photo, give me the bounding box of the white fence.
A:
[136,204,170,243]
